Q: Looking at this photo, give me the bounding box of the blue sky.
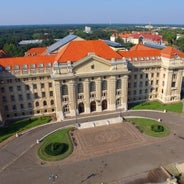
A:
[0,0,184,25]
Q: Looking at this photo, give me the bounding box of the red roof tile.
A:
[0,55,55,70]
[161,46,184,58]
[25,47,46,56]
[55,40,122,62]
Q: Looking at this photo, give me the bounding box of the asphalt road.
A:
[0,110,184,184]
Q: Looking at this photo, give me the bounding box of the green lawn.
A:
[37,127,74,161]
[127,118,170,137]
[0,116,51,143]
[130,101,183,113]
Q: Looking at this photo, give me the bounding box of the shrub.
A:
[151,124,164,132]
[45,142,69,156]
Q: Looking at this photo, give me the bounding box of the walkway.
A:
[0,110,184,184]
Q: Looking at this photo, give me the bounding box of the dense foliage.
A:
[0,24,184,56]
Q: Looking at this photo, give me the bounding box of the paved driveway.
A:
[0,110,184,184]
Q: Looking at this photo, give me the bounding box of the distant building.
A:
[111,31,165,48]
[84,26,92,34]
[19,39,43,45]
[0,35,184,124]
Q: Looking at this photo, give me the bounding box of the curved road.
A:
[0,110,184,184]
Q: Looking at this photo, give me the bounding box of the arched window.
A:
[50,100,54,105]
[62,85,68,95]
[116,79,121,89]
[77,83,83,93]
[90,81,96,92]
[35,101,39,107]
[43,101,47,106]
[102,80,107,90]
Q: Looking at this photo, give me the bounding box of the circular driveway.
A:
[0,110,184,184]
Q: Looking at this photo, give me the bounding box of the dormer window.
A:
[38,63,44,68]
[5,66,11,71]
[133,57,137,61]
[14,65,20,70]
[31,64,36,69]
[46,62,51,68]
[0,66,3,72]
[22,64,28,69]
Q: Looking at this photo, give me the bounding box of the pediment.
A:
[73,54,112,74]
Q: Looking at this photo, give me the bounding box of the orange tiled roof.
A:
[25,47,46,56]
[55,40,122,62]
[130,44,159,51]
[118,44,161,60]
[161,46,184,58]
[0,55,55,70]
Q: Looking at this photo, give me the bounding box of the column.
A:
[96,77,102,112]
[54,80,64,121]
[121,75,128,111]
[83,78,90,113]
[68,80,77,116]
[107,76,116,110]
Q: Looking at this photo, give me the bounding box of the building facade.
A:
[0,39,184,124]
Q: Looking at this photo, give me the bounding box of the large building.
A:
[0,36,184,124]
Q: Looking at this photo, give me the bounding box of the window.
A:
[9,86,13,92]
[42,92,46,98]
[17,86,21,91]
[49,82,52,88]
[151,73,154,78]
[151,80,153,85]
[91,64,94,69]
[18,94,23,101]
[50,100,54,105]
[35,101,39,107]
[145,89,148,93]
[49,91,53,97]
[77,83,83,93]
[62,85,68,95]
[139,81,143,87]
[11,95,15,101]
[156,80,159,85]
[20,104,24,109]
[134,82,137,88]
[145,81,148,86]
[145,74,148,78]
[4,105,8,111]
[25,85,29,90]
[63,105,69,113]
[2,96,6,102]
[116,79,121,89]
[140,74,143,79]
[134,75,137,79]
[28,103,32,108]
[38,63,44,68]
[34,93,39,99]
[22,64,28,69]
[139,90,142,94]
[30,64,36,69]
[46,62,52,68]
[171,82,176,88]
[26,93,31,100]
[1,87,5,93]
[90,81,96,92]
[14,65,20,70]
[43,101,47,106]
[12,105,17,110]
[102,80,107,91]
[41,83,45,88]
[5,66,11,71]
[33,84,37,89]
